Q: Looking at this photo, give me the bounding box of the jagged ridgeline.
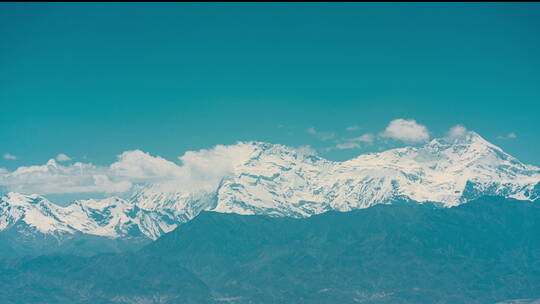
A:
[0,131,539,257]
[0,197,539,303]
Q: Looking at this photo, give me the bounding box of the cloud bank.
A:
[0,143,266,195]
[0,159,131,195]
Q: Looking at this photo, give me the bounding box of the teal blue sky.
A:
[1,3,540,170]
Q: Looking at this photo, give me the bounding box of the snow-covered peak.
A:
[339,131,538,205]
[426,131,512,163]
[435,129,489,145]
[210,133,539,214]
[1,192,42,206]
[0,192,73,234]
[349,130,534,172]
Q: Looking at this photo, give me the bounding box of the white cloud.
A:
[179,144,249,174]
[351,133,374,144]
[381,119,429,143]
[497,132,517,140]
[3,153,17,160]
[56,153,72,162]
[345,125,360,131]
[331,133,375,150]
[175,143,254,192]
[306,127,335,141]
[447,124,467,139]
[111,150,182,181]
[296,145,317,156]
[335,142,361,150]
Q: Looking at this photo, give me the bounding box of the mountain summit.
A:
[1,131,539,243]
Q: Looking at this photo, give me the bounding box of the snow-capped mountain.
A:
[194,131,540,216]
[1,130,539,241]
[0,192,177,241]
[0,192,136,238]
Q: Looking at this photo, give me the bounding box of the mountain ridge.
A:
[1,131,539,244]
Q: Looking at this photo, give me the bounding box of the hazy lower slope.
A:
[0,254,213,304]
[1,197,539,304]
[143,196,540,304]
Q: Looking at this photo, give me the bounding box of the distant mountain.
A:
[198,131,540,215]
[1,131,539,256]
[133,131,540,223]
[0,193,151,257]
[1,197,539,304]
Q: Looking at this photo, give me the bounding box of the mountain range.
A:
[1,130,540,303]
[1,130,539,256]
[1,196,539,303]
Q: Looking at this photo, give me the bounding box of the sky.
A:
[1,3,540,201]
